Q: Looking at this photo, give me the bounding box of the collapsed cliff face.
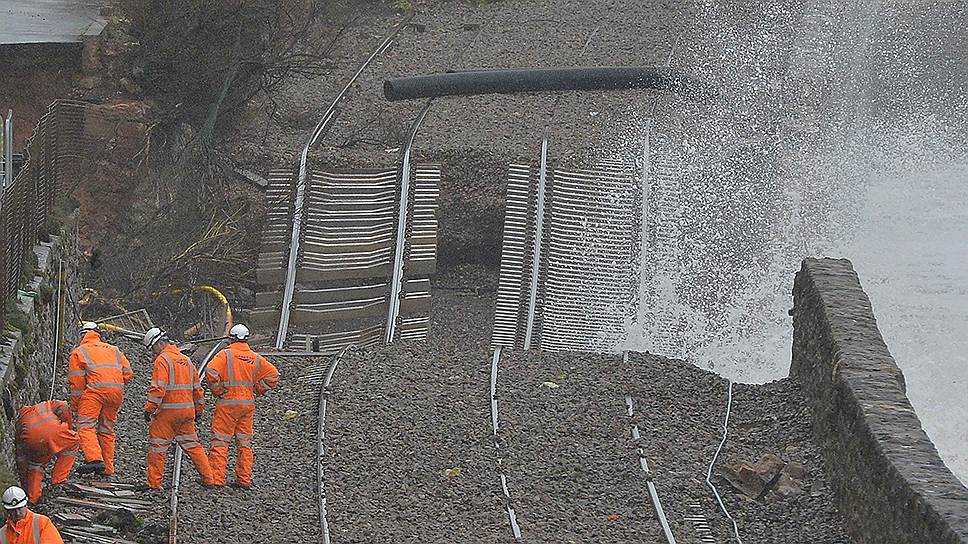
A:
[0,11,155,270]
[71,102,152,252]
[0,45,78,148]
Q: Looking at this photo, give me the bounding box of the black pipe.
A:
[383,66,707,102]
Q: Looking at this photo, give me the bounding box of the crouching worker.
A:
[14,400,78,505]
[142,328,214,489]
[1,486,63,543]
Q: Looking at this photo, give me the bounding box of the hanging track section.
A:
[275,15,415,349]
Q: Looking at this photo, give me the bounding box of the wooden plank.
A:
[70,483,117,496]
[88,481,136,490]
[53,496,145,512]
[53,512,92,524]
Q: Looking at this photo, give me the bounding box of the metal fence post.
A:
[4,110,11,190]
[2,109,12,191]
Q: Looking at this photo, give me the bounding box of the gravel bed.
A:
[717,380,855,544]
[174,353,327,543]
[39,296,854,543]
[498,350,661,543]
[323,290,508,543]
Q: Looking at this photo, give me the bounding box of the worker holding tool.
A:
[205,324,280,488]
[68,322,134,476]
[1,486,63,543]
[13,400,78,505]
[142,328,214,489]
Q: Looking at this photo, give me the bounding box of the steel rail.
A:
[489,347,524,540]
[522,26,598,350]
[384,100,432,343]
[522,131,549,350]
[706,380,743,544]
[169,338,227,544]
[275,15,415,349]
[318,345,352,543]
[624,351,677,543]
[385,24,484,344]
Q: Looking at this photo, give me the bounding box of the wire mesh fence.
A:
[0,100,138,334]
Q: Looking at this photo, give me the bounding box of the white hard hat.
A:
[80,321,99,334]
[229,324,250,341]
[2,486,27,510]
[143,327,166,348]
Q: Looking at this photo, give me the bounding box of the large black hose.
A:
[383,66,706,101]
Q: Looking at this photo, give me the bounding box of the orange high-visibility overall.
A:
[0,508,63,544]
[144,345,213,489]
[68,331,133,474]
[15,400,78,504]
[205,342,280,486]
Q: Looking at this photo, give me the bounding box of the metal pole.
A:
[49,259,63,400]
[2,110,12,190]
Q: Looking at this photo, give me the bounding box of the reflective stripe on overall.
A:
[146,353,197,409]
[75,347,123,433]
[0,513,41,543]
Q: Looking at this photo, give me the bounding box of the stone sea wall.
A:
[791,257,968,544]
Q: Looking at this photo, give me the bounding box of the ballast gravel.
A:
[42,291,855,543]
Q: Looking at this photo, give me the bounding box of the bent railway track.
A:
[240,7,754,544]
[274,15,415,350]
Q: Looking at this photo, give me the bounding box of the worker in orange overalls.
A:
[1,486,63,543]
[142,327,214,489]
[68,322,134,476]
[14,400,78,505]
[205,324,280,488]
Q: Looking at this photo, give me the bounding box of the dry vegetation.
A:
[85,0,377,311]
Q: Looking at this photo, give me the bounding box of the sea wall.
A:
[791,257,968,543]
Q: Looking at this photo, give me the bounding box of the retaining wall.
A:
[791,257,968,544]
[0,222,79,483]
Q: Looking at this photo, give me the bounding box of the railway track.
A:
[488,346,524,541]
[246,7,752,544]
[315,346,351,544]
[274,14,415,350]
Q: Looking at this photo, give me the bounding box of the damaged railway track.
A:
[248,7,759,544]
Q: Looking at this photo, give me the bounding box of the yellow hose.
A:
[192,285,233,336]
[167,285,233,336]
[88,285,233,336]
